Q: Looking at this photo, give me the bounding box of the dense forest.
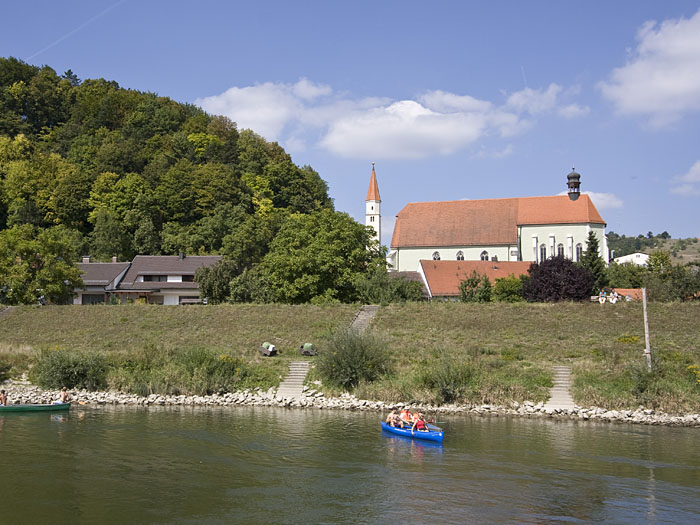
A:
[0,57,421,304]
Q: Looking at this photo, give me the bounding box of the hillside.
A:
[0,57,332,263]
[608,231,700,264]
[1,302,699,413]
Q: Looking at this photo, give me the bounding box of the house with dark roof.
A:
[385,169,607,273]
[74,254,221,305]
[74,257,130,304]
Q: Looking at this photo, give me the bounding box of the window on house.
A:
[456,251,464,261]
[432,251,441,260]
[182,275,194,282]
[143,275,167,282]
[540,244,547,262]
[557,244,565,257]
[492,255,498,262]
[575,243,583,261]
[480,251,489,261]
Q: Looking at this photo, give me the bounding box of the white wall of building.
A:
[613,252,649,266]
[390,244,517,272]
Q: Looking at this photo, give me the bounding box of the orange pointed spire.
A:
[366,162,381,202]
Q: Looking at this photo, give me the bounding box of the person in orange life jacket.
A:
[400,408,413,424]
[412,413,429,434]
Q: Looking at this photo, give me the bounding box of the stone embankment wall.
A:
[4,380,699,427]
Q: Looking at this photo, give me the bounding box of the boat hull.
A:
[380,421,444,443]
[0,403,71,413]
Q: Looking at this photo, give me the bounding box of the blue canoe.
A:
[380,421,444,443]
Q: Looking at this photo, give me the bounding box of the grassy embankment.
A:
[0,302,699,413]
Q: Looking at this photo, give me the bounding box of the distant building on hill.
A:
[613,252,649,267]
[383,168,608,273]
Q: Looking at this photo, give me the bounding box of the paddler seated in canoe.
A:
[54,387,70,404]
[399,408,413,424]
[0,389,7,406]
[385,409,402,428]
[411,413,429,434]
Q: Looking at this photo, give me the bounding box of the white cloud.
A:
[598,9,700,126]
[197,78,586,160]
[557,190,623,210]
[471,144,514,159]
[558,104,590,119]
[506,83,562,115]
[670,160,700,195]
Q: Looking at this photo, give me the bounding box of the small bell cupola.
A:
[567,167,581,201]
[365,162,381,245]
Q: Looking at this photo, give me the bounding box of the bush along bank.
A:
[3,379,699,428]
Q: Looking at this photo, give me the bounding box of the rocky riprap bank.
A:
[3,380,699,427]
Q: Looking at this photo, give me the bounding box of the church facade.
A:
[365,168,608,273]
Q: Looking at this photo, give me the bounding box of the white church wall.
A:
[519,223,607,263]
[391,245,516,272]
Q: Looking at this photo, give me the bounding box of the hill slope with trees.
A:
[0,57,416,304]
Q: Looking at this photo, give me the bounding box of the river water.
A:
[1,406,699,524]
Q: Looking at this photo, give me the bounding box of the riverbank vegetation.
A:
[1,302,698,413]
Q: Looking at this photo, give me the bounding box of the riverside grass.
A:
[1,302,699,413]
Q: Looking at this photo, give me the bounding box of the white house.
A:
[613,252,649,267]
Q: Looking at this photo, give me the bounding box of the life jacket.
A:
[400,410,412,421]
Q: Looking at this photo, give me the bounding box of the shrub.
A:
[523,256,594,302]
[459,270,492,303]
[0,360,11,381]
[493,275,524,302]
[31,349,107,390]
[317,329,391,389]
[418,349,477,403]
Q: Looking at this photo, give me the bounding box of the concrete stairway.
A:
[544,365,576,410]
[350,305,379,333]
[276,361,311,399]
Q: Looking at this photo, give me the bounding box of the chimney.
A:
[82,256,90,263]
[112,256,118,263]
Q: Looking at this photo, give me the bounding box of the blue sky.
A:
[3,1,700,246]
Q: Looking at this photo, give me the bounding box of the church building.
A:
[365,167,608,273]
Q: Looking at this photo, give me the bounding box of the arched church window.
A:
[456,251,464,261]
[575,243,583,262]
[540,244,547,262]
[557,243,564,257]
[480,251,489,261]
[432,251,441,260]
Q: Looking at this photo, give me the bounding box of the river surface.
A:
[1,406,699,524]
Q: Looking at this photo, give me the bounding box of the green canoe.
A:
[0,402,71,412]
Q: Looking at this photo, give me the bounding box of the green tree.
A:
[243,210,384,304]
[195,259,241,304]
[579,230,608,292]
[0,224,82,304]
[606,262,646,288]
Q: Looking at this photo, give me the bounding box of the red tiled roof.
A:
[391,194,604,248]
[420,260,531,297]
[366,166,381,202]
[613,288,643,301]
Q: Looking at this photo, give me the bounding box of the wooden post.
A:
[642,287,652,372]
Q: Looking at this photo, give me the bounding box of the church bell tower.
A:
[365,162,381,245]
